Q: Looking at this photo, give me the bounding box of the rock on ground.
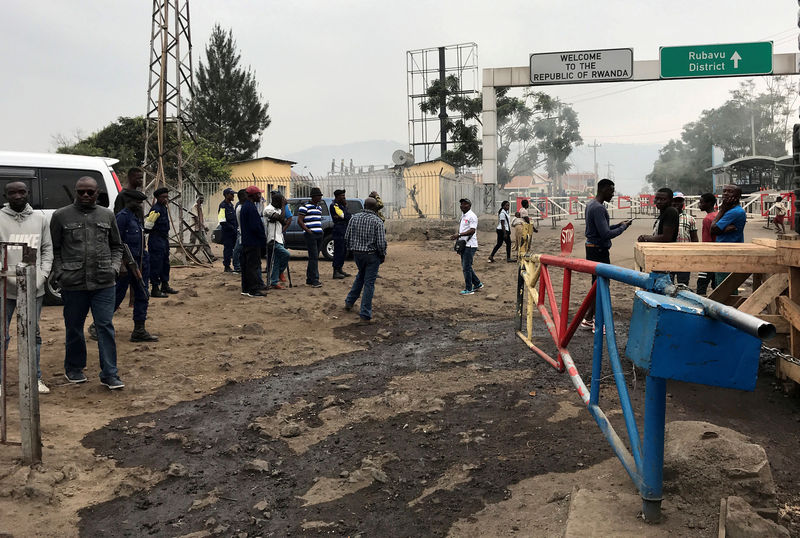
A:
[663,421,776,510]
[725,496,790,538]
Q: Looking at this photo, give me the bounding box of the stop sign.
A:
[560,222,574,256]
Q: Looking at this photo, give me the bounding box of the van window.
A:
[0,167,39,208]
[346,200,363,214]
[40,168,105,210]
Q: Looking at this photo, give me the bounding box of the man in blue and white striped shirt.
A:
[298,187,324,287]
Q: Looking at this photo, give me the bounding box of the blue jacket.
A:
[149,202,170,238]
[219,200,237,233]
[240,200,266,247]
[116,208,146,260]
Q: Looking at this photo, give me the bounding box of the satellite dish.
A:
[391,150,415,167]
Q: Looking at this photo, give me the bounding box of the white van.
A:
[0,151,122,302]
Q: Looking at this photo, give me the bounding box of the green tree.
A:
[55,116,230,183]
[646,79,797,194]
[193,24,271,161]
[419,77,582,186]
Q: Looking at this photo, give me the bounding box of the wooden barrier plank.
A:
[777,357,800,384]
[707,273,750,303]
[738,273,789,315]
[752,238,778,248]
[778,295,800,332]
[758,315,790,334]
[634,242,780,273]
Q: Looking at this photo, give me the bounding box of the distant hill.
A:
[283,140,407,177]
[283,139,664,195]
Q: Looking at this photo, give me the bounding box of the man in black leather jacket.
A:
[50,177,125,390]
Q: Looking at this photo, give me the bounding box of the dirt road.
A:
[1,219,798,537]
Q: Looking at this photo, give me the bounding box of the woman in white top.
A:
[489,200,513,263]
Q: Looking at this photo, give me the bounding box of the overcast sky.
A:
[2,1,798,173]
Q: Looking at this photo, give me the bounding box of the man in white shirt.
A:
[450,198,483,295]
[263,191,290,290]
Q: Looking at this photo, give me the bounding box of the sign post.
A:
[530,48,633,85]
[660,42,773,79]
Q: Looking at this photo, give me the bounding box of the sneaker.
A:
[332,272,346,280]
[356,317,372,325]
[474,282,484,291]
[579,319,594,331]
[311,282,323,288]
[232,269,241,274]
[269,284,286,290]
[37,380,50,394]
[341,271,352,277]
[100,376,125,390]
[223,267,233,273]
[279,272,287,283]
[249,290,268,297]
[65,371,88,384]
[344,303,353,312]
[460,290,475,295]
[488,258,495,263]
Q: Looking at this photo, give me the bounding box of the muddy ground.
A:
[1,219,799,537]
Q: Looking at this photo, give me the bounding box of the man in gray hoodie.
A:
[0,181,53,394]
[51,177,124,390]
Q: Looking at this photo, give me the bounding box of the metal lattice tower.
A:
[406,43,479,164]
[143,0,208,263]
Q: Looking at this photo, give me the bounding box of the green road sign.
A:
[660,42,772,79]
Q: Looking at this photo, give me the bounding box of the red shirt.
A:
[702,211,718,242]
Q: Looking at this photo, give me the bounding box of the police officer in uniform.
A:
[146,187,178,297]
[218,187,238,272]
[115,190,158,341]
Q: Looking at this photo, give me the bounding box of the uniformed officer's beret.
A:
[124,190,147,201]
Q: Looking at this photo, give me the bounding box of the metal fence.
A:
[188,171,500,222]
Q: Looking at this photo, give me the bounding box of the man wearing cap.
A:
[450,198,483,295]
[240,186,267,297]
[330,189,351,279]
[218,188,238,272]
[298,187,324,288]
[344,197,386,322]
[145,187,178,297]
[114,190,158,342]
[672,192,698,286]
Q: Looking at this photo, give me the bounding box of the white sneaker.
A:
[38,380,50,394]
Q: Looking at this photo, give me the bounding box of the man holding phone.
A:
[580,178,632,331]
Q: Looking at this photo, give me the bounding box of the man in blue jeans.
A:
[50,177,125,390]
[344,197,386,323]
[450,198,482,295]
[298,187,324,288]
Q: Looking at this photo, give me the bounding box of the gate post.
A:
[16,256,40,464]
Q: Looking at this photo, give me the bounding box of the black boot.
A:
[130,321,159,342]
[333,269,346,280]
[161,283,179,294]
[151,284,167,298]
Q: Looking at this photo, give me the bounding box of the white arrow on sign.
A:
[731,51,742,68]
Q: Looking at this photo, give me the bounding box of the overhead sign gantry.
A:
[482,41,798,184]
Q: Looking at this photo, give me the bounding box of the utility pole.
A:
[606,162,614,180]
[588,139,601,186]
[751,115,756,156]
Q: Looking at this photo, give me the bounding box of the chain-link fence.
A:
[188,171,500,223]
